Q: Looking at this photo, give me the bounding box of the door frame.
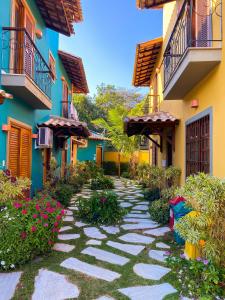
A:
[96,145,103,166]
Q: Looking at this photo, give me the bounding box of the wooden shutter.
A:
[8,124,32,179]
[62,82,69,118]
[19,128,32,178]
[195,0,210,47]
[9,126,20,177]
[24,11,34,77]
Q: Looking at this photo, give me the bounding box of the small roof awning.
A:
[124,111,179,137]
[133,37,162,87]
[89,131,110,141]
[38,116,90,138]
[35,0,83,36]
[136,0,175,9]
[58,50,89,94]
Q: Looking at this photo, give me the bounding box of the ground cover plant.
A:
[166,254,225,299]
[90,176,114,190]
[77,191,125,224]
[0,193,64,270]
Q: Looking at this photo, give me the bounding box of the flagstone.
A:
[86,239,102,246]
[84,227,107,240]
[68,206,78,211]
[120,202,133,208]
[96,296,115,300]
[58,234,80,241]
[123,218,154,223]
[144,227,170,236]
[130,210,143,213]
[100,226,120,235]
[125,213,150,218]
[107,241,145,256]
[63,216,74,222]
[149,250,168,262]
[133,205,148,211]
[133,263,171,280]
[128,199,139,203]
[32,269,79,300]
[156,242,170,249]
[0,272,22,300]
[59,226,73,232]
[53,243,75,253]
[75,221,88,228]
[118,283,177,300]
[65,210,73,216]
[81,247,129,266]
[121,222,158,230]
[138,201,149,205]
[61,258,121,282]
[119,233,155,244]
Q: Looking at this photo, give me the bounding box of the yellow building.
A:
[125,0,223,184]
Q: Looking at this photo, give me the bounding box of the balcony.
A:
[1,27,53,109]
[163,0,222,100]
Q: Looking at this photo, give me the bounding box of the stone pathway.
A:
[0,178,179,300]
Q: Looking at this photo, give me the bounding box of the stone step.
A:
[133,263,171,280]
[84,227,107,240]
[0,272,22,300]
[60,258,121,282]
[144,227,170,237]
[53,243,75,253]
[107,241,145,256]
[81,247,129,266]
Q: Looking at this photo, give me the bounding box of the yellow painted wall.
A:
[104,150,150,165]
[151,0,225,184]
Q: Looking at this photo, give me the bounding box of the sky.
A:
[59,0,162,96]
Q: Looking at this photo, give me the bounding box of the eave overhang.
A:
[136,0,175,9]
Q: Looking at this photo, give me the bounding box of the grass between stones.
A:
[12,185,182,300]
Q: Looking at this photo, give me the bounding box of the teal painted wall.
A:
[77,140,105,162]
[0,0,73,192]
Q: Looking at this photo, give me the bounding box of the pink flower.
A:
[37,220,41,224]
[31,226,37,232]
[21,209,27,215]
[42,214,48,220]
[57,202,62,208]
[10,176,17,183]
[61,210,65,215]
[56,215,61,221]
[48,240,53,245]
[54,222,59,228]
[100,197,107,204]
[35,204,40,211]
[44,223,49,227]
[14,202,22,209]
[25,197,31,202]
[20,232,27,240]
[33,214,38,219]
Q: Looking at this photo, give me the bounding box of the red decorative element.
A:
[2,124,11,132]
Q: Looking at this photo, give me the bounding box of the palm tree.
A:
[93,106,139,177]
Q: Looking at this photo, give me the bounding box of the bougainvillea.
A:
[0,193,64,270]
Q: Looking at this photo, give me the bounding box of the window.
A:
[49,52,56,81]
[186,115,210,177]
[62,80,69,118]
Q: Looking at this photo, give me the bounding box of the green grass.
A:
[12,188,182,300]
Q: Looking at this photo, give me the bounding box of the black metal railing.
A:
[1,27,52,99]
[143,94,160,114]
[163,0,222,89]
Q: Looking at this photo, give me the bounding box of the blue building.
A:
[77,131,109,166]
[0,0,89,193]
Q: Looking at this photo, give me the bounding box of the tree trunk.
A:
[118,152,121,178]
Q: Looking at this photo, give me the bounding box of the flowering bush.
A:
[0,193,64,270]
[0,170,30,204]
[166,254,225,299]
[90,176,114,190]
[77,191,125,225]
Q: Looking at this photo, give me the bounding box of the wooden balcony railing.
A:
[2,27,53,99]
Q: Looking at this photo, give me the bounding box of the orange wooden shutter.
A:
[9,126,20,177]
[195,0,210,47]
[19,128,32,178]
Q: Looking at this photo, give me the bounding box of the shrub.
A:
[90,176,114,190]
[77,191,125,225]
[103,161,118,175]
[165,166,181,188]
[160,187,176,201]
[121,171,130,179]
[166,254,225,299]
[0,194,64,270]
[0,170,31,204]
[85,161,104,178]
[120,162,129,174]
[175,173,225,266]
[143,188,161,202]
[149,198,170,225]
[54,184,74,207]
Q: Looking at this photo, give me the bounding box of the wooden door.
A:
[8,123,32,178]
[24,11,35,77]
[96,146,102,167]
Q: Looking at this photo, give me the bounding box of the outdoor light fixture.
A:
[35,29,43,39]
[191,99,199,108]
[0,89,13,105]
